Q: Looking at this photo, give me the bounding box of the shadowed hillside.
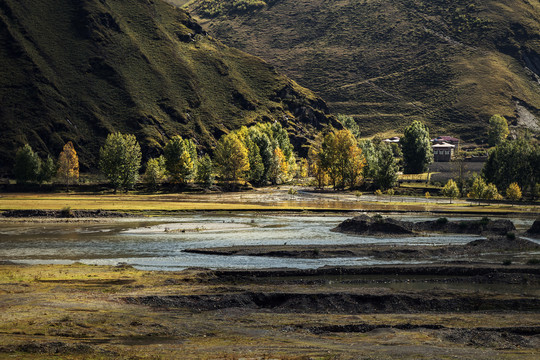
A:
[0,0,338,171]
[183,0,540,140]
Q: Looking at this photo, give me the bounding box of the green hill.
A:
[183,0,540,140]
[0,0,338,172]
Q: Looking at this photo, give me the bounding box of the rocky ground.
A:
[1,260,539,359]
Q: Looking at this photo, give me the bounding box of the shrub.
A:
[374,189,383,196]
[60,206,74,218]
[506,232,516,240]
[502,259,512,266]
[436,217,448,225]
[288,187,297,195]
[526,258,540,265]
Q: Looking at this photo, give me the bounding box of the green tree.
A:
[506,182,522,202]
[163,136,197,184]
[468,176,487,204]
[38,156,56,184]
[441,179,460,203]
[373,142,398,190]
[195,154,214,188]
[338,114,360,139]
[14,144,41,184]
[483,139,538,193]
[214,133,250,183]
[483,183,502,201]
[144,156,166,191]
[57,141,79,190]
[488,114,509,147]
[359,140,379,179]
[248,127,273,183]
[237,127,264,185]
[401,120,433,174]
[99,133,142,192]
[308,133,328,189]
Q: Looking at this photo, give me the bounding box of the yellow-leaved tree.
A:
[320,129,365,189]
[506,182,522,203]
[214,133,250,184]
[57,141,79,190]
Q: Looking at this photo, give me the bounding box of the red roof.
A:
[433,136,459,142]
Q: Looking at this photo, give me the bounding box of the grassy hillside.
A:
[0,0,338,172]
[183,0,540,140]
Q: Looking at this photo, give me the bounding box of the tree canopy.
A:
[163,135,197,184]
[57,141,79,189]
[214,132,250,183]
[401,120,433,174]
[14,144,41,184]
[99,133,142,192]
[483,139,540,193]
[488,114,509,147]
[319,129,365,189]
[373,142,398,190]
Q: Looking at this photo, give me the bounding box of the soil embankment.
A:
[123,291,540,314]
[332,214,515,236]
[1,209,135,218]
[185,235,540,260]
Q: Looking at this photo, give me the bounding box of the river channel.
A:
[0,214,536,271]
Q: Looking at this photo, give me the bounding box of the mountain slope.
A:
[183,0,540,140]
[0,0,337,171]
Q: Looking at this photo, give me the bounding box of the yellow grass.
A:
[0,192,537,214]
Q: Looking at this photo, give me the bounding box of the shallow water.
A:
[0,214,535,271]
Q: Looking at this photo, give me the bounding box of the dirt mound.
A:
[528,219,540,235]
[123,292,540,314]
[414,218,515,235]
[332,215,413,235]
[333,215,516,236]
[467,236,540,252]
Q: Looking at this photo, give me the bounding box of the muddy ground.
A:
[185,234,540,263]
[1,260,540,359]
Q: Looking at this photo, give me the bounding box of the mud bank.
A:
[184,235,540,260]
[123,292,540,314]
[332,214,516,236]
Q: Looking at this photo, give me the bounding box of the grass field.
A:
[0,191,538,215]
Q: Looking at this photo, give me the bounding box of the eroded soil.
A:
[1,262,539,359]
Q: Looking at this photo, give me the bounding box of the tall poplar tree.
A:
[57,141,79,190]
[214,133,249,183]
[99,133,141,192]
[163,135,197,184]
[401,120,433,174]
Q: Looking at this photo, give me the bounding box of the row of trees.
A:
[13,120,402,191]
[96,122,299,192]
[440,176,525,204]
[14,142,79,188]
